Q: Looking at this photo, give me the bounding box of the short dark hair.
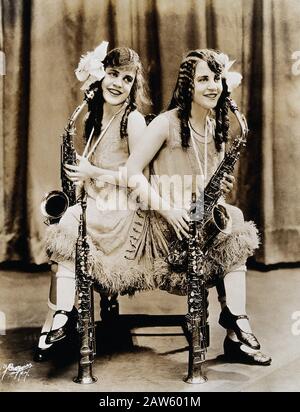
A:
[84,47,150,141]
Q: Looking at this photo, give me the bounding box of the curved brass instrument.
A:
[40,191,69,224]
[41,90,95,225]
[167,97,248,272]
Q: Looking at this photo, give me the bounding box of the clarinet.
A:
[184,193,209,384]
[182,98,249,383]
[73,184,97,384]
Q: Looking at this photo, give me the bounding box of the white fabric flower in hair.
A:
[216,52,242,92]
[75,41,109,90]
[224,71,242,92]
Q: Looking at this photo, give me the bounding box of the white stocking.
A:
[51,261,75,330]
[38,298,56,349]
[223,265,252,333]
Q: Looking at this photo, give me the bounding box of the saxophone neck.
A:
[66,89,96,131]
[226,97,249,141]
[66,100,87,131]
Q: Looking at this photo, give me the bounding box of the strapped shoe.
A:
[33,332,57,362]
[100,294,119,322]
[45,307,78,345]
[223,336,272,366]
[219,306,260,350]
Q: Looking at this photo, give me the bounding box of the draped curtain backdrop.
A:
[1,0,299,265]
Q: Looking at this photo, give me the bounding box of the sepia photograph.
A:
[0,0,299,394]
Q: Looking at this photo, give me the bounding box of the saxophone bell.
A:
[40,95,91,226]
[40,190,69,225]
[201,204,232,252]
[211,204,232,234]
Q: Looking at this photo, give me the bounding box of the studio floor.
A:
[0,266,300,392]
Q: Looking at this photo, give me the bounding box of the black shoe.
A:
[223,336,272,366]
[100,294,119,322]
[33,333,56,362]
[45,307,77,345]
[219,306,260,350]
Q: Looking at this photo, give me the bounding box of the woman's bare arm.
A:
[125,114,170,210]
[125,114,189,238]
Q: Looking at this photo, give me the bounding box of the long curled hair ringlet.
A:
[84,47,150,141]
[168,49,231,151]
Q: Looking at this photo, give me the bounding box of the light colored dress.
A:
[45,109,155,295]
[145,109,260,294]
[45,107,259,296]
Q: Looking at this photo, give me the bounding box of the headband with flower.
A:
[216,53,242,92]
[75,41,109,90]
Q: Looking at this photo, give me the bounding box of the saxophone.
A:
[40,90,95,224]
[171,98,248,384]
[167,97,249,272]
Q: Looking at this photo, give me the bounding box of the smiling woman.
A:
[123,48,271,366]
[192,60,223,113]
[102,68,136,105]
[34,45,154,361]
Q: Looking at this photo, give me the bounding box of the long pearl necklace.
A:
[188,116,211,183]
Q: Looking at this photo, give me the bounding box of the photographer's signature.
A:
[1,363,32,382]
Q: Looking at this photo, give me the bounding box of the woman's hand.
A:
[64,155,95,184]
[220,172,235,194]
[160,208,190,240]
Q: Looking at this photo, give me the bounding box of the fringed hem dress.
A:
[45,108,259,296]
[45,109,156,295]
[146,109,260,295]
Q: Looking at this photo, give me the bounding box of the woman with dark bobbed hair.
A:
[35,44,153,361]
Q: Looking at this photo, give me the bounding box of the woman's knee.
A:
[227,264,247,273]
[56,261,75,279]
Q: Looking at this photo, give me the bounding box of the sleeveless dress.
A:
[44,109,155,295]
[45,108,259,296]
[146,109,260,294]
